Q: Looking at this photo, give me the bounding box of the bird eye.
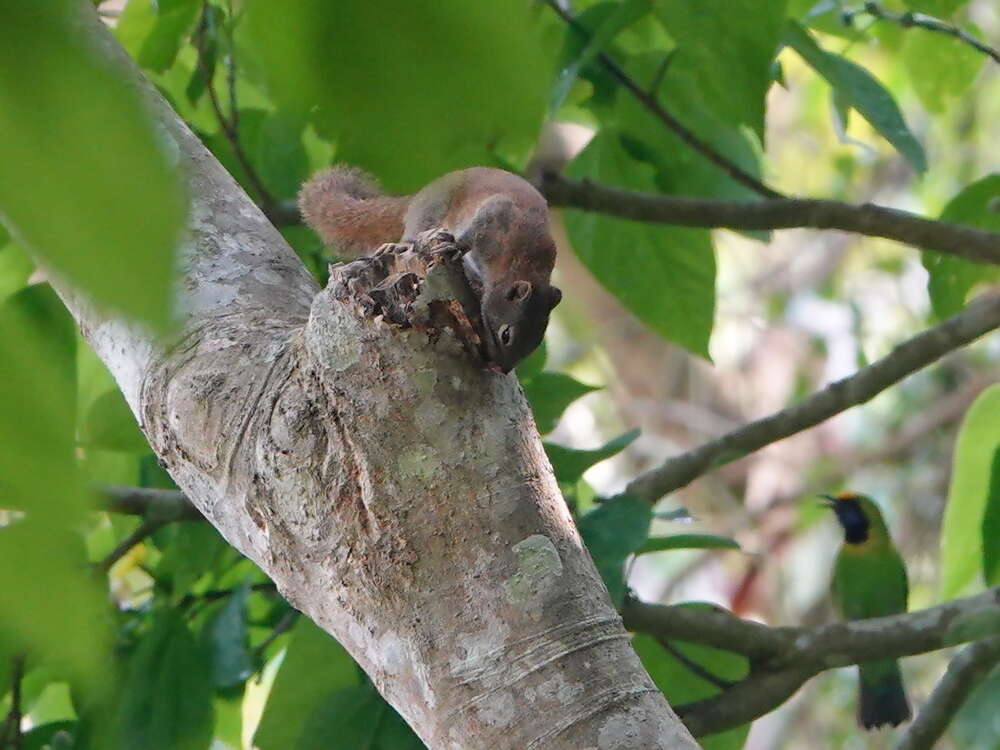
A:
[499,324,513,345]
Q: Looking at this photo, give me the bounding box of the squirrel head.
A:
[481,280,562,374]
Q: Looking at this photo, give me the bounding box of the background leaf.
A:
[637,534,741,555]
[578,494,652,606]
[940,384,1000,597]
[545,429,640,485]
[922,175,1000,318]
[564,132,716,358]
[0,0,186,326]
[786,21,927,173]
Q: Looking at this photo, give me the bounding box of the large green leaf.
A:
[254,618,360,749]
[633,626,750,750]
[242,0,553,189]
[294,684,423,750]
[116,0,201,74]
[922,175,1000,318]
[564,132,716,358]
[578,494,652,606]
[654,0,787,138]
[0,286,107,684]
[119,611,214,750]
[980,448,1000,586]
[201,584,253,689]
[940,385,1000,597]
[0,0,186,326]
[901,27,984,114]
[786,21,927,173]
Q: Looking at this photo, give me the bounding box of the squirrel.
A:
[299,166,561,373]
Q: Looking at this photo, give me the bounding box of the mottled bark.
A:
[42,5,699,749]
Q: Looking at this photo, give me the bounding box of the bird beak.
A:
[817,493,837,508]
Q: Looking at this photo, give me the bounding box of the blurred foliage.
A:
[0,0,997,748]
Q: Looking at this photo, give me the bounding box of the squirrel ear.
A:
[548,286,562,310]
[507,280,533,301]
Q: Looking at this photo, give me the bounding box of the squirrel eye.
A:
[499,324,513,345]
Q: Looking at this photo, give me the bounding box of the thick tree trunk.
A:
[45,6,699,749]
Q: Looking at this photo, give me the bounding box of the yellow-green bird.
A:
[822,492,911,729]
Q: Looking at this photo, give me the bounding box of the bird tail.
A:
[298,166,410,257]
[857,659,911,730]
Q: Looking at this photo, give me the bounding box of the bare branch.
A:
[99,517,165,572]
[543,173,1000,265]
[848,2,1000,65]
[896,636,1000,750]
[624,293,1000,502]
[623,587,1000,736]
[541,0,782,199]
[100,484,202,522]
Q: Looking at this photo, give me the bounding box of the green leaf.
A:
[578,494,652,606]
[653,0,788,138]
[119,611,214,750]
[785,21,927,173]
[294,686,382,750]
[902,27,984,114]
[254,618,360,750]
[155,522,229,600]
[545,429,640,485]
[902,0,968,16]
[952,665,1000,748]
[202,583,253,689]
[242,0,553,189]
[80,389,149,453]
[0,0,187,327]
[22,722,78,750]
[940,385,1000,597]
[0,243,34,304]
[564,132,716,358]
[980,447,1000,586]
[550,0,652,113]
[922,175,1000,318]
[636,534,741,555]
[117,0,200,73]
[633,627,750,750]
[521,371,600,435]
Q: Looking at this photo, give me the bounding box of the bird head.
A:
[819,492,890,546]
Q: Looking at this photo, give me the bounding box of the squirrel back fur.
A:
[298,167,409,257]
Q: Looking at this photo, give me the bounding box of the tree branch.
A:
[895,636,1000,750]
[542,173,1000,265]
[622,587,1000,736]
[848,2,1000,65]
[541,0,782,199]
[624,292,1000,502]
[100,484,202,521]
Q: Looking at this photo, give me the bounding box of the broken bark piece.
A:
[327,229,486,366]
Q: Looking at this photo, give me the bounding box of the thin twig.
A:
[1,655,24,750]
[543,172,1000,265]
[100,484,202,521]
[896,636,1000,750]
[179,581,279,609]
[624,293,1000,502]
[99,517,167,572]
[542,0,783,199]
[253,609,299,660]
[194,2,275,210]
[847,2,1000,65]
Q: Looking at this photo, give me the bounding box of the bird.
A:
[821,492,912,730]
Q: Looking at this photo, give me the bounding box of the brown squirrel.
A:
[299,166,561,373]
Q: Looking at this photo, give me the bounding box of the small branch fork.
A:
[846,2,1000,65]
[622,588,1000,736]
[625,292,1000,503]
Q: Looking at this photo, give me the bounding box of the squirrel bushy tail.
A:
[297,166,410,257]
